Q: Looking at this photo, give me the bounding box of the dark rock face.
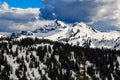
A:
[0,38,120,80]
[10,31,33,39]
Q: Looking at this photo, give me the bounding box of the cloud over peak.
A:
[41,0,120,31]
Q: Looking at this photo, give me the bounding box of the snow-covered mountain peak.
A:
[73,22,87,27]
[1,20,120,50]
[54,20,67,27]
[33,20,69,34]
[72,22,99,34]
[46,20,69,29]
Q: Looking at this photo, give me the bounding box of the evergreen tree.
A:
[77,52,92,80]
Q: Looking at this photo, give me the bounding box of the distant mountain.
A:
[10,31,33,39]
[1,20,120,50]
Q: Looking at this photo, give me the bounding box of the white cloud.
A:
[89,0,120,30]
[9,20,54,31]
[1,2,9,10]
[0,2,40,32]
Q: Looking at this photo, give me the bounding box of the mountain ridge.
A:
[1,20,120,50]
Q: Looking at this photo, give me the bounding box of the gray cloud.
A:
[41,0,99,22]
[0,12,36,22]
[41,0,120,31]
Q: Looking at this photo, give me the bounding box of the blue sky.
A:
[0,0,120,31]
[0,0,44,8]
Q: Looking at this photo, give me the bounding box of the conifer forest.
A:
[0,37,120,80]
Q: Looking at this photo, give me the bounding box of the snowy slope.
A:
[0,32,9,38]
[0,39,120,80]
[4,20,120,50]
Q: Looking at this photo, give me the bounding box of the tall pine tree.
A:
[77,52,92,80]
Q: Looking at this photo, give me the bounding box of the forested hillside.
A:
[0,37,120,80]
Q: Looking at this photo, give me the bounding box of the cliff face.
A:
[0,38,120,80]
